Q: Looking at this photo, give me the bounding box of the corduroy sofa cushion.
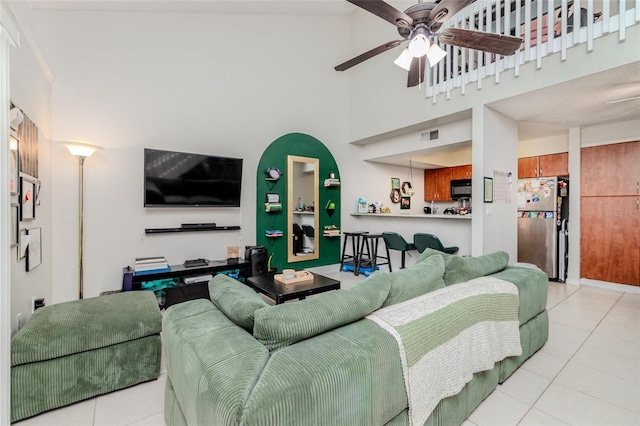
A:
[11,291,161,366]
[417,249,509,285]
[209,274,269,331]
[253,276,391,351]
[382,255,445,307]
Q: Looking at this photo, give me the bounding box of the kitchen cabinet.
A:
[580,197,639,286]
[451,165,472,180]
[518,152,568,178]
[581,141,640,197]
[424,168,453,201]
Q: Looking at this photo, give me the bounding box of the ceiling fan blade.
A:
[430,0,477,24]
[347,0,413,28]
[407,55,426,88]
[335,40,404,71]
[438,28,523,56]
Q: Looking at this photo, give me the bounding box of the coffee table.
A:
[245,272,340,304]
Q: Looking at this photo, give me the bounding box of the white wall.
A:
[27,9,351,300]
[8,1,53,333]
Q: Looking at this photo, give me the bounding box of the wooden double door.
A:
[581,141,640,286]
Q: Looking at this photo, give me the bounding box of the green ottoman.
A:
[10,291,162,423]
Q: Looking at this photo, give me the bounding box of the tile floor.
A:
[14,271,640,426]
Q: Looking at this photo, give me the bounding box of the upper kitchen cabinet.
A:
[518,153,568,178]
[581,141,640,197]
[450,165,472,180]
[424,168,453,201]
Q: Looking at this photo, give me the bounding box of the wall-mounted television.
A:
[144,148,243,207]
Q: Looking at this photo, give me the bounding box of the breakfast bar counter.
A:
[350,213,472,220]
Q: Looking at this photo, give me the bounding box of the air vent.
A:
[420,129,439,141]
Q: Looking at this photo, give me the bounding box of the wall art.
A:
[20,175,36,220]
[10,132,19,195]
[26,227,42,271]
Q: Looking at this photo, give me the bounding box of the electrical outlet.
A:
[16,313,22,331]
[32,297,45,312]
[32,296,36,314]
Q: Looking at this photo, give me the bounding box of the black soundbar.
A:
[181,223,216,229]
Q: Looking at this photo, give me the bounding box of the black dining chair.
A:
[413,233,459,255]
[382,232,416,270]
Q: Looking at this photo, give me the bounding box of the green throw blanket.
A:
[366,276,522,426]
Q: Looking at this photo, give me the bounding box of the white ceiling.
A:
[27,1,640,146]
[27,0,357,15]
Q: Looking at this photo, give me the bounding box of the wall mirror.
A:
[288,155,319,263]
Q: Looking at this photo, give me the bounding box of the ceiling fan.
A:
[335,0,523,87]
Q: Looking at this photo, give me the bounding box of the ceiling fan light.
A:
[426,43,447,67]
[409,33,430,57]
[394,48,413,71]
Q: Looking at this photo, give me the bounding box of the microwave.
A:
[451,179,472,200]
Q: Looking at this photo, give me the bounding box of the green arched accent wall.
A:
[256,133,341,272]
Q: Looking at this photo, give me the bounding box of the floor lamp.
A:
[62,141,103,299]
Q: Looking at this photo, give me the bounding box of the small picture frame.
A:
[20,175,36,221]
[19,229,29,260]
[400,196,411,210]
[11,203,19,247]
[10,133,19,195]
[484,177,494,203]
[26,227,42,271]
[266,193,280,203]
[391,178,400,189]
[35,179,42,206]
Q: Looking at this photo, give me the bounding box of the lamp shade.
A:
[393,48,413,71]
[408,32,430,58]
[426,43,448,67]
[61,141,104,157]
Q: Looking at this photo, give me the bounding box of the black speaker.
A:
[245,245,268,277]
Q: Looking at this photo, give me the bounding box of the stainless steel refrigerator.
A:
[517,177,569,281]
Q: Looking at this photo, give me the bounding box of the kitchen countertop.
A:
[350,213,472,220]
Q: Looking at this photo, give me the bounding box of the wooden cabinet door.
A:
[582,141,640,196]
[451,165,472,180]
[581,196,640,286]
[539,152,568,177]
[424,169,438,201]
[518,156,539,178]
[436,168,453,201]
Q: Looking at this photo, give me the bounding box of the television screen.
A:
[144,148,243,207]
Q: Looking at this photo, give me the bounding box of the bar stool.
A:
[382,232,416,270]
[340,231,369,273]
[356,233,391,275]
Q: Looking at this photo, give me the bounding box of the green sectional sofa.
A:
[163,250,548,426]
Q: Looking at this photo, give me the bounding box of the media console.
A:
[122,258,251,308]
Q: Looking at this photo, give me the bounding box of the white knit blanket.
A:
[366,276,522,426]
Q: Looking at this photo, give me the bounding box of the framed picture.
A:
[20,175,36,220]
[19,229,29,260]
[11,203,19,247]
[10,133,19,195]
[484,177,494,203]
[266,193,280,203]
[400,196,411,209]
[26,227,42,271]
[35,179,42,206]
[391,178,400,189]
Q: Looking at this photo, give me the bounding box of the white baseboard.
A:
[580,278,640,294]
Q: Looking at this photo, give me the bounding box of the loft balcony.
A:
[347,0,640,144]
[424,0,639,102]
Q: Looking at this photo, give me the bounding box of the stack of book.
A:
[134,256,171,275]
[323,225,340,237]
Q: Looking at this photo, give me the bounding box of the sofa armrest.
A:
[163,299,269,426]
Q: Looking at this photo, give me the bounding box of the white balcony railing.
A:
[425,0,639,102]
